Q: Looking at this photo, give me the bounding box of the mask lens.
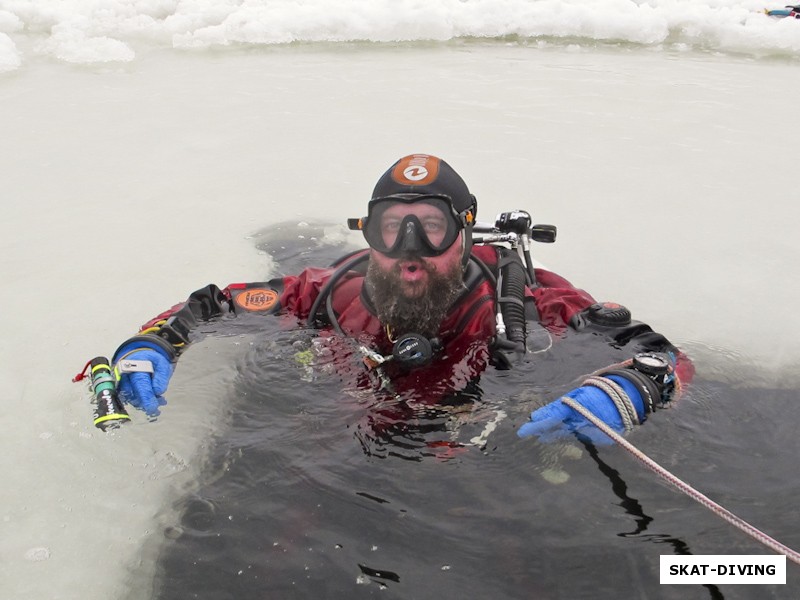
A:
[364,196,461,257]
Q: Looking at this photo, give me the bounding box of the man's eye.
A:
[423,220,445,232]
[383,221,401,232]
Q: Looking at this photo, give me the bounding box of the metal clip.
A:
[116,359,154,374]
[359,346,391,370]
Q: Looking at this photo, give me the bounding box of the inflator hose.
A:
[498,251,527,346]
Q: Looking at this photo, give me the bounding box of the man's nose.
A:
[400,220,423,254]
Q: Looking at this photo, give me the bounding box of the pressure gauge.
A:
[632,352,671,377]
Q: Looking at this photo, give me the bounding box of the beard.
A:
[366,256,466,340]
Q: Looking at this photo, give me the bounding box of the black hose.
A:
[306,252,370,329]
[498,251,527,346]
[468,254,498,288]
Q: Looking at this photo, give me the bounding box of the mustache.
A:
[391,251,432,265]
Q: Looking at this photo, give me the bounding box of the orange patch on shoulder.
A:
[234,288,279,312]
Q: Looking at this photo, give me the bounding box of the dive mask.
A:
[348,194,473,258]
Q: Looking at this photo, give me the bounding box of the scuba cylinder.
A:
[88,356,131,431]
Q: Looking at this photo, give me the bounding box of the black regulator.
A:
[391,333,439,368]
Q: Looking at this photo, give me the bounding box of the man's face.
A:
[366,201,466,338]
[369,202,464,299]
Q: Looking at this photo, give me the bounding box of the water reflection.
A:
[579,438,725,599]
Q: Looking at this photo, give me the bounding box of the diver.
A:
[765,4,800,17]
[99,153,694,441]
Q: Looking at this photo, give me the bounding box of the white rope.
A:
[581,376,640,430]
[561,396,800,566]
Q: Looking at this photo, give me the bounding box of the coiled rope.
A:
[561,396,800,566]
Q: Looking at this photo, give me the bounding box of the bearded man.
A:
[100,153,693,441]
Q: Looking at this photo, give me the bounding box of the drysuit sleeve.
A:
[122,267,335,358]
[567,302,694,386]
[97,268,336,416]
[530,268,694,386]
[517,273,695,442]
[529,267,598,333]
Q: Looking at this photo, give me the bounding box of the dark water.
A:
[146,224,800,599]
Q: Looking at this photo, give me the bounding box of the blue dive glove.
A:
[517,374,646,444]
[113,337,176,416]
